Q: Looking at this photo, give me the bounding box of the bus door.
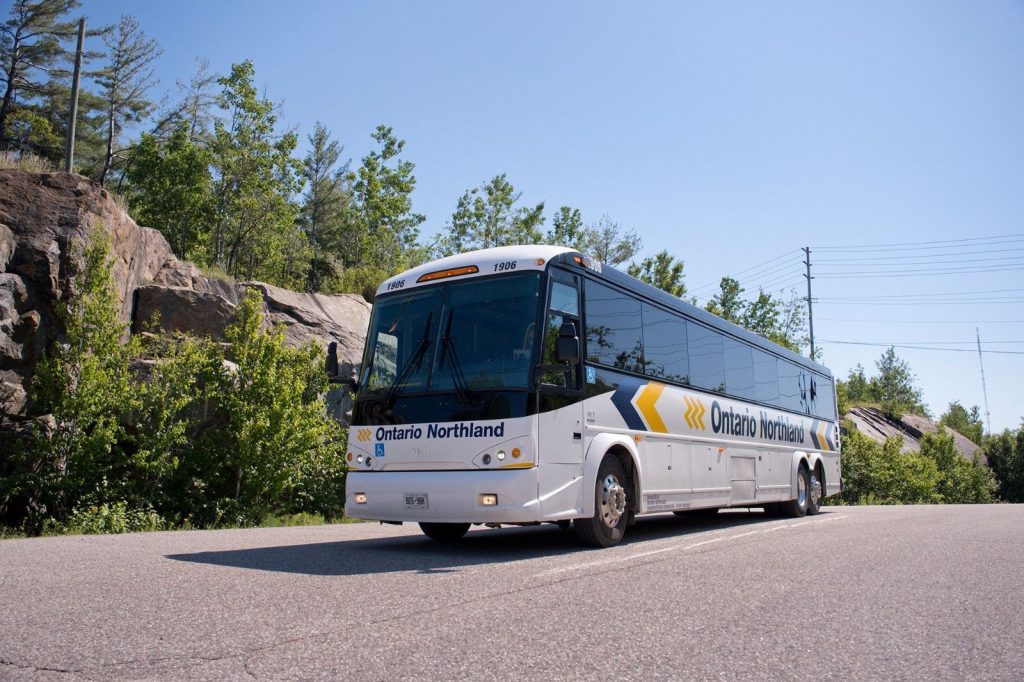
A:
[536,271,585,517]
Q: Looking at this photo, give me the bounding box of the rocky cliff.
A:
[0,169,370,428]
[845,406,982,462]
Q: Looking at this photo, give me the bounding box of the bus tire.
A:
[575,456,630,548]
[807,464,824,516]
[780,464,810,518]
[419,522,470,542]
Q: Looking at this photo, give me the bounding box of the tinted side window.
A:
[584,280,643,373]
[723,337,755,400]
[753,349,780,405]
[777,360,803,413]
[641,303,688,383]
[813,374,837,420]
[688,322,724,392]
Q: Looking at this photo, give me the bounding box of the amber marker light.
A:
[416,265,479,283]
[536,258,545,266]
[347,452,353,462]
[354,493,367,505]
[511,448,521,458]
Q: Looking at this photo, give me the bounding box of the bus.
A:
[344,245,840,547]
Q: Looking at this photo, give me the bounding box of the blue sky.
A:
[80,0,1024,432]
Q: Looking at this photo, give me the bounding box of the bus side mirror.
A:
[555,322,580,365]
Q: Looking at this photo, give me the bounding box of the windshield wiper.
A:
[384,312,433,406]
[438,310,476,404]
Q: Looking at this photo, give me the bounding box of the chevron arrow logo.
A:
[684,397,707,430]
[356,429,372,442]
[635,383,667,433]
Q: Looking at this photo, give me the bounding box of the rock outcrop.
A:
[0,169,370,428]
[845,406,982,462]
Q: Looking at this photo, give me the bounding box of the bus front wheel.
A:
[419,522,470,542]
[575,456,630,548]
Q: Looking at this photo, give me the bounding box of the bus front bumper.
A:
[345,469,543,524]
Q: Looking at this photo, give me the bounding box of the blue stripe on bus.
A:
[609,381,646,431]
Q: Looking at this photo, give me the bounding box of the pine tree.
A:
[299,122,350,292]
[94,15,161,186]
[340,125,425,299]
[0,0,79,153]
[871,346,925,419]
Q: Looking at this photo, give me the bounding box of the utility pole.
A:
[803,246,815,361]
[63,18,86,173]
[976,328,992,435]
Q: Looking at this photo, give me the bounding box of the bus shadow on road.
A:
[165,510,787,577]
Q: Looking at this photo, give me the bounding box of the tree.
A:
[150,59,217,143]
[919,428,995,503]
[846,364,869,402]
[435,173,544,257]
[837,431,941,505]
[0,0,79,152]
[94,15,160,186]
[546,206,584,249]
[298,121,350,292]
[627,250,686,297]
[125,124,214,260]
[20,231,137,521]
[580,215,641,266]
[209,60,306,287]
[983,422,1024,503]
[706,277,745,323]
[871,346,925,419]
[341,125,425,299]
[217,289,345,523]
[939,401,984,445]
[704,278,806,351]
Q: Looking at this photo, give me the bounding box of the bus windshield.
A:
[356,272,542,404]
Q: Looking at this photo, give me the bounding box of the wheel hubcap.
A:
[810,473,822,507]
[797,473,808,508]
[599,474,627,528]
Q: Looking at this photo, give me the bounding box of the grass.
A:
[0,150,56,173]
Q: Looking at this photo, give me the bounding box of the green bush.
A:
[44,502,167,535]
[1,233,347,535]
[837,431,941,505]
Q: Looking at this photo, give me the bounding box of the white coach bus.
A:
[344,245,840,547]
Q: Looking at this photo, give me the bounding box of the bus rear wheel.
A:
[575,456,630,548]
[807,465,824,515]
[419,522,470,542]
[780,465,810,518]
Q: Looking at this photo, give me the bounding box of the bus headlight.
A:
[354,493,367,505]
[479,494,498,506]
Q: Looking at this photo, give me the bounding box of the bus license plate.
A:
[404,493,428,510]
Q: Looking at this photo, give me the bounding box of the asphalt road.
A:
[1,505,1022,681]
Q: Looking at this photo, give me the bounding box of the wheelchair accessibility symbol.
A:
[375,443,385,457]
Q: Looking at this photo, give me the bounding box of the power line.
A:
[816,317,1024,324]
[818,255,1024,268]
[818,339,1024,355]
[820,288,1024,300]
[816,264,1024,278]
[815,246,1024,263]
[689,249,800,295]
[812,232,1024,252]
